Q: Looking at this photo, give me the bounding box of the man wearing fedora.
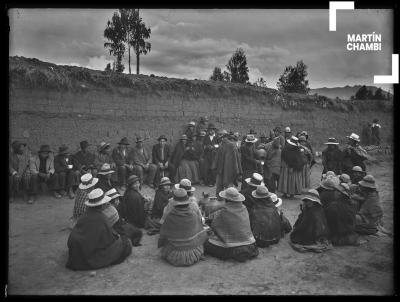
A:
[342,133,368,175]
[152,135,174,186]
[240,134,261,187]
[54,144,79,199]
[322,137,343,177]
[73,140,97,177]
[184,121,197,141]
[203,123,218,187]
[29,144,60,201]
[9,140,32,203]
[112,137,133,190]
[130,136,157,188]
[97,163,116,193]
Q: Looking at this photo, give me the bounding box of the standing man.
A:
[9,140,32,203]
[371,119,381,146]
[112,137,133,191]
[342,133,368,174]
[29,145,60,202]
[283,127,292,146]
[54,144,79,199]
[240,134,260,187]
[73,140,97,177]
[203,123,218,187]
[321,137,343,176]
[130,137,157,188]
[213,131,242,199]
[273,127,286,147]
[152,135,174,186]
[184,121,197,141]
[194,130,207,185]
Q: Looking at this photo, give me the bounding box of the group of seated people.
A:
[66,156,386,270]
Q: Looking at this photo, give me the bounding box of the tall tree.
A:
[130,9,152,75]
[276,60,310,94]
[354,85,368,100]
[104,11,126,71]
[226,48,249,84]
[105,63,112,72]
[210,67,224,81]
[374,87,385,100]
[223,71,231,82]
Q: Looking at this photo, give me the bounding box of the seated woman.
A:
[174,138,201,185]
[324,182,360,246]
[146,177,173,235]
[66,188,132,271]
[354,175,384,235]
[290,189,331,253]
[104,188,143,246]
[158,188,209,267]
[204,187,259,262]
[247,185,287,247]
[96,163,116,192]
[240,172,264,210]
[316,177,340,208]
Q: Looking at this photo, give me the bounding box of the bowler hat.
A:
[158,135,168,142]
[127,175,140,186]
[118,137,130,145]
[39,144,52,153]
[58,144,69,155]
[80,140,90,149]
[207,123,217,130]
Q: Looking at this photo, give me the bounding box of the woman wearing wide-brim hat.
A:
[204,187,259,262]
[278,136,305,199]
[316,176,341,208]
[158,188,209,267]
[96,163,116,193]
[354,175,384,235]
[66,188,132,271]
[289,189,331,252]
[247,186,290,248]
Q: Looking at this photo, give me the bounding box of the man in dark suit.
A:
[152,135,175,186]
[73,140,97,177]
[112,137,134,190]
[203,123,218,187]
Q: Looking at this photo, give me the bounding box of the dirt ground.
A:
[8,158,394,295]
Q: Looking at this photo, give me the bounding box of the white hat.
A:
[347,133,360,142]
[270,193,282,207]
[285,127,291,133]
[98,163,115,175]
[105,188,121,200]
[79,173,99,190]
[245,173,265,187]
[286,136,299,146]
[85,188,111,207]
[174,178,195,192]
[188,121,196,126]
[245,134,258,143]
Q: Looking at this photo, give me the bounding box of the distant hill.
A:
[310,85,393,100]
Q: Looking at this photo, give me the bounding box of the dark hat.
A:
[172,188,191,205]
[273,126,281,133]
[11,140,26,150]
[80,140,90,149]
[158,135,168,142]
[207,123,217,130]
[127,175,140,186]
[219,187,245,202]
[159,177,172,187]
[58,144,69,154]
[118,137,130,145]
[358,175,377,189]
[39,144,52,153]
[136,136,144,143]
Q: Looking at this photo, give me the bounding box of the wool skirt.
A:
[300,163,311,190]
[278,161,303,195]
[175,160,200,184]
[160,244,204,267]
[204,241,259,262]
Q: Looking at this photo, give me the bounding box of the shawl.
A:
[160,197,201,224]
[213,140,242,186]
[209,202,256,248]
[281,143,304,171]
[119,188,146,228]
[151,189,173,219]
[102,204,120,226]
[319,189,340,208]
[248,198,282,243]
[358,191,383,226]
[325,192,357,236]
[290,205,330,245]
[158,205,208,250]
[66,208,127,270]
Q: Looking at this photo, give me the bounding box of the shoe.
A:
[54,191,62,199]
[59,190,67,196]
[68,188,75,199]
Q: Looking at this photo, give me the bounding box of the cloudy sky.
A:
[9,8,394,91]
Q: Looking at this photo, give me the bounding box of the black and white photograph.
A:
[7,3,396,295]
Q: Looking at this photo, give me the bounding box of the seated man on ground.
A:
[290,189,331,253]
[146,177,173,235]
[97,163,116,193]
[73,140,97,177]
[9,140,32,203]
[29,144,60,201]
[130,137,157,188]
[70,173,98,228]
[104,188,143,246]
[248,185,291,248]
[112,137,133,190]
[119,175,151,229]
[54,144,79,199]
[158,188,209,267]
[204,187,259,262]
[66,188,132,271]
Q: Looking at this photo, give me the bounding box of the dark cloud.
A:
[9,9,393,91]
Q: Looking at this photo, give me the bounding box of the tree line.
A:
[350,86,391,100]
